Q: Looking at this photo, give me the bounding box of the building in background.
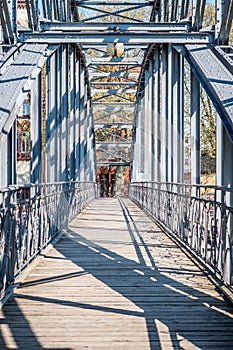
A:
[17,1,28,27]
[16,94,31,184]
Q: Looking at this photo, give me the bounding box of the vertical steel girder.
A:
[43,44,94,183]
[216,117,233,284]
[134,44,185,184]
[25,0,38,30]
[133,97,143,181]
[179,0,189,21]
[172,48,184,184]
[41,0,71,21]
[60,44,69,182]
[160,44,169,182]
[69,45,76,182]
[31,73,42,183]
[216,0,233,44]
[46,51,57,182]
[0,123,16,187]
[0,0,14,44]
[152,46,161,183]
[167,44,173,182]
[0,135,7,187]
[190,71,201,185]
[216,117,233,189]
[192,0,206,31]
[79,60,86,181]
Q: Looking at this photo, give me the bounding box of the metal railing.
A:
[128,182,233,291]
[0,181,97,301]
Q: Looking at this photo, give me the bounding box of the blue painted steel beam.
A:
[76,1,153,4]
[20,32,212,45]
[97,162,131,166]
[40,21,189,32]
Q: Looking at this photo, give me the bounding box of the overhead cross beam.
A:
[40,21,189,32]
[21,31,211,44]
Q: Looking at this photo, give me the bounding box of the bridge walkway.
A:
[1,198,233,349]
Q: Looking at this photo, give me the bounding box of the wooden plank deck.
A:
[1,198,233,349]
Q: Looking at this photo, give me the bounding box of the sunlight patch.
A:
[133,269,144,275]
[0,322,18,349]
[150,277,157,282]
[155,319,173,350]
[89,247,99,253]
[163,284,198,300]
[100,253,115,260]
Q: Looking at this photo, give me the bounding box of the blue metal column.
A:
[167,44,173,182]
[172,48,184,183]
[160,44,169,182]
[8,122,17,185]
[216,0,233,44]
[31,73,42,183]
[216,117,233,189]
[69,45,75,181]
[152,46,161,183]
[69,48,82,182]
[11,0,17,37]
[56,47,62,181]
[60,44,69,182]
[190,70,200,185]
[148,58,154,181]
[216,116,233,284]
[84,77,88,181]
[132,97,142,181]
[0,136,8,187]
[0,123,16,187]
[46,52,57,183]
[144,61,153,181]
[79,61,85,181]
[75,52,81,181]
[86,94,95,181]
[140,83,146,181]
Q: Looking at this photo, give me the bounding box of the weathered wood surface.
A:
[1,198,233,349]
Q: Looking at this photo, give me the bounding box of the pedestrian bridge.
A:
[0,1,233,349]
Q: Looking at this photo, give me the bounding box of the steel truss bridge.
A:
[0,1,233,348]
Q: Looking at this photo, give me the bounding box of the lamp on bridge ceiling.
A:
[107,43,124,58]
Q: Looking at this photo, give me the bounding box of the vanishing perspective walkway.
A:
[1,199,233,349]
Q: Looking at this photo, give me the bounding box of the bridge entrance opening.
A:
[97,165,130,197]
